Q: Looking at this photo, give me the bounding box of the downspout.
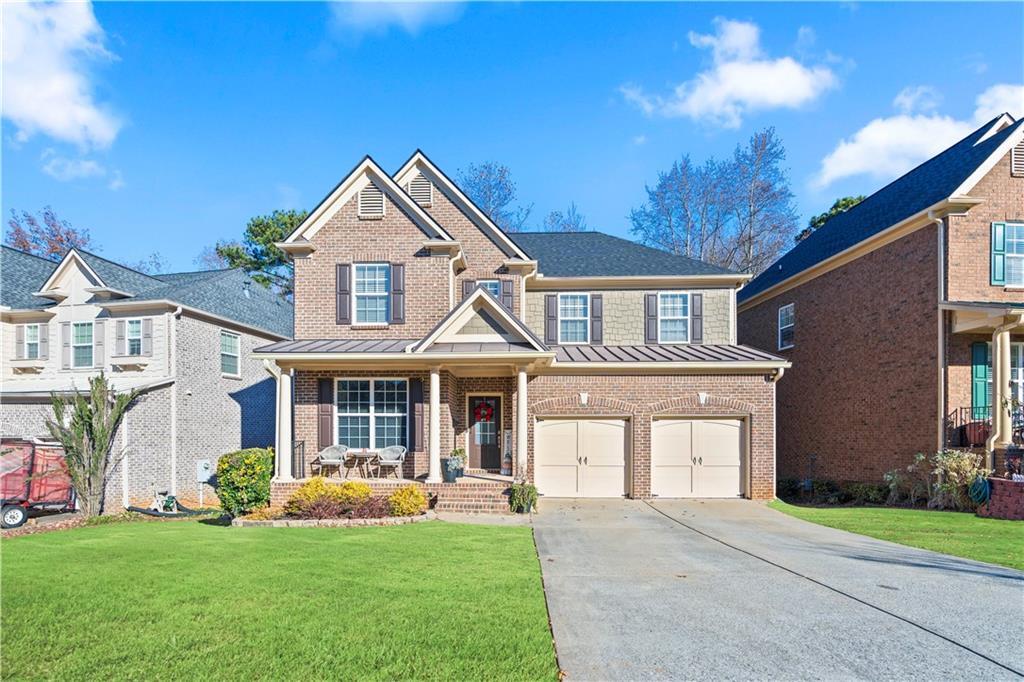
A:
[169,306,182,496]
[986,313,1023,460]
[930,212,945,452]
[769,366,784,499]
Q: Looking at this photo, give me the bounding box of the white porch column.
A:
[994,326,1013,449]
[516,367,528,481]
[276,369,294,481]
[427,367,442,483]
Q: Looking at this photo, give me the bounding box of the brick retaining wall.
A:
[976,478,1024,520]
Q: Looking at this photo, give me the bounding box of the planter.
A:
[442,461,458,483]
[232,512,435,528]
[456,466,465,478]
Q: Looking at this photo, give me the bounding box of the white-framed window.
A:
[558,293,590,344]
[23,323,40,360]
[1006,223,1024,286]
[778,303,795,350]
[657,292,689,343]
[220,330,240,376]
[126,319,143,356]
[478,280,501,298]
[986,342,1024,405]
[358,184,385,218]
[353,263,391,324]
[335,378,408,449]
[72,322,93,368]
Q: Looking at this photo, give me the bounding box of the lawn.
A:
[1,520,559,681]
[769,500,1024,571]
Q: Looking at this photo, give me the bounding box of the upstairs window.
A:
[127,319,143,356]
[24,324,40,360]
[658,293,689,343]
[354,263,391,324]
[778,303,795,350]
[558,293,590,344]
[409,172,433,206]
[358,183,385,218]
[1007,223,1024,286]
[478,280,501,298]
[72,322,94,368]
[220,330,240,376]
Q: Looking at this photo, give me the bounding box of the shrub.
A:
[509,483,538,513]
[388,485,427,516]
[335,481,373,507]
[845,482,886,505]
[216,448,274,517]
[929,449,991,511]
[776,478,802,500]
[242,506,284,521]
[283,477,370,514]
[350,496,390,519]
[296,498,346,520]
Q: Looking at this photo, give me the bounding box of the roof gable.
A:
[411,287,548,353]
[37,248,107,294]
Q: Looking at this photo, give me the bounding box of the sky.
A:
[3,1,1023,271]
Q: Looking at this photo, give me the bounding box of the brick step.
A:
[435,501,512,513]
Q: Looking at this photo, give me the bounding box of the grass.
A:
[769,500,1024,571]
[1,520,559,681]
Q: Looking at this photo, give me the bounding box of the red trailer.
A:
[1,439,76,528]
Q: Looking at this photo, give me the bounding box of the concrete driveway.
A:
[533,499,1023,681]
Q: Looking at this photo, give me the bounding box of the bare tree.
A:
[195,245,230,270]
[543,202,588,232]
[457,162,533,233]
[131,252,169,275]
[6,206,93,260]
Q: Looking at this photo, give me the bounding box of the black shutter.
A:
[408,378,423,452]
[462,279,476,299]
[391,263,405,324]
[501,279,514,311]
[336,264,351,325]
[690,293,703,344]
[318,378,334,450]
[644,293,658,345]
[544,294,558,345]
[591,294,603,345]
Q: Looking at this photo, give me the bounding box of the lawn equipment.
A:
[1,438,76,529]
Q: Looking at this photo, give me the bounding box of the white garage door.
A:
[651,418,743,498]
[535,418,628,498]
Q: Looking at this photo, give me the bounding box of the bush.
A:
[283,478,371,515]
[297,498,346,520]
[336,481,373,507]
[776,478,802,500]
[845,482,886,505]
[929,449,991,511]
[216,448,274,517]
[350,496,390,519]
[242,506,284,521]
[388,485,427,516]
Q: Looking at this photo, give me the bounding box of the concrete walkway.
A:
[533,499,1023,681]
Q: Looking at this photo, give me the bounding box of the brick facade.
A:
[975,478,1024,520]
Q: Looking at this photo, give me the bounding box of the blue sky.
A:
[3,1,1022,270]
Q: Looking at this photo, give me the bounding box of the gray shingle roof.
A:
[739,115,1024,303]
[512,231,738,277]
[1,247,58,309]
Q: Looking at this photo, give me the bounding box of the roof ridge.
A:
[159,267,235,277]
[74,247,166,284]
[1,244,61,264]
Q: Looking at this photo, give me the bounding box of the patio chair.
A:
[375,446,407,479]
[314,445,349,478]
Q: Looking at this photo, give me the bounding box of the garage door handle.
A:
[584,456,588,464]
[699,457,703,465]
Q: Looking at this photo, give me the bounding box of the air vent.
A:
[358,183,385,218]
[1012,140,1024,178]
[409,172,433,206]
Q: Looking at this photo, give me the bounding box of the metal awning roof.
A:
[256,339,417,354]
[554,344,785,363]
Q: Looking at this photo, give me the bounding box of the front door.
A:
[468,396,502,470]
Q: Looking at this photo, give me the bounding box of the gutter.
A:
[99,299,287,341]
[931,211,945,452]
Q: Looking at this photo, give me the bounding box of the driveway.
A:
[533,499,1024,681]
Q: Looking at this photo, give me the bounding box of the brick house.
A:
[0,246,292,509]
[737,113,1024,484]
[259,151,788,508]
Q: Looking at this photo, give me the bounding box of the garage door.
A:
[535,418,628,497]
[651,418,743,498]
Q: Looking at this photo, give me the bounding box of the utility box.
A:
[196,459,212,483]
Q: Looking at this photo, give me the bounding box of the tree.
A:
[796,195,866,242]
[46,374,140,517]
[6,206,93,260]
[543,202,588,232]
[214,209,307,297]
[131,252,168,275]
[194,245,229,270]
[456,162,533,232]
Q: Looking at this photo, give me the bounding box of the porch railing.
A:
[292,440,305,479]
[944,406,1024,448]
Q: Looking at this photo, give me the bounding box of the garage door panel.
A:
[651,465,692,498]
[536,465,580,498]
[535,420,581,497]
[651,419,694,498]
[535,418,627,498]
[700,420,742,467]
[651,418,742,498]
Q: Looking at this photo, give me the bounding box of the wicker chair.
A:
[314,445,349,478]
[375,446,407,479]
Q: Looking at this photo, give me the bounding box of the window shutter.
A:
[116,320,126,356]
[336,264,351,325]
[15,325,24,360]
[992,222,1007,285]
[408,378,424,452]
[391,263,405,324]
[142,318,153,356]
[61,322,70,369]
[93,320,105,367]
[544,294,558,345]
[318,378,334,450]
[690,294,703,344]
[409,173,433,206]
[358,183,385,217]
[1012,141,1024,177]
[462,279,477,300]
[591,294,603,345]
[38,324,48,360]
[644,293,658,345]
[971,342,991,419]
[500,280,514,311]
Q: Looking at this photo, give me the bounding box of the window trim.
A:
[557,292,591,345]
[219,329,241,378]
[352,262,392,327]
[23,323,40,360]
[656,292,690,344]
[334,377,409,451]
[477,279,501,299]
[778,303,795,351]
[125,318,144,357]
[1005,222,1024,287]
[71,321,94,369]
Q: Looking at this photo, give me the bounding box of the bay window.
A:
[336,379,407,449]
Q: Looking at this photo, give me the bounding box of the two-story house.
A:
[258,151,789,508]
[738,113,1024,484]
[0,246,293,509]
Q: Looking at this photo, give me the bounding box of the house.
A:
[0,246,293,509]
[737,113,1024,484]
[257,151,789,509]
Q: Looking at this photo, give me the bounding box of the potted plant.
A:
[509,482,538,514]
[449,447,467,478]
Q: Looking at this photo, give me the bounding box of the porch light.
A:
[579,392,589,406]
[699,392,709,405]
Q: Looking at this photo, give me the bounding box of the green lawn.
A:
[769,500,1024,571]
[1,520,559,681]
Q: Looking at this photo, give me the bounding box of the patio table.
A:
[348,449,378,478]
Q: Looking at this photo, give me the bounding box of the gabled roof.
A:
[513,231,739,278]
[1,247,58,309]
[739,113,1024,304]
[410,286,549,353]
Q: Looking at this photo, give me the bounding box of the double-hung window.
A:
[336,379,407,449]
[658,293,689,343]
[24,324,40,360]
[126,319,143,356]
[1006,223,1024,286]
[354,263,390,324]
[778,304,795,350]
[72,322,94,368]
[478,280,501,298]
[558,293,589,344]
[220,331,240,376]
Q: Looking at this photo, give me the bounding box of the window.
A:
[1006,223,1024,286]
[558,293,589,344]
[354,263,391,324]
[126,319,143,356]
[478,280,501,298]
[220,331,240,376]
[24,324,40,360]
[984,342,1024,406]
[658,293,689,343]
[336,379,407,449]
[358,184,385,217]
[72,322,93,368]
[778,304,795,350]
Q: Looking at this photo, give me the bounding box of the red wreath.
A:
[474,403,495,422]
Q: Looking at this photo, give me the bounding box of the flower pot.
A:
[442,459,458,483]
[456,466,465,478]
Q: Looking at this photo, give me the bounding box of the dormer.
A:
[33,249,133,304]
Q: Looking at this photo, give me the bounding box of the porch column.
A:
[276,368,294,481]
[517,367,528,481]
[427,367,442,483]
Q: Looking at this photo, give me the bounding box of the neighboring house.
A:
[258,151,788,505]
[738,113,1024,484]
[0,246,293,509]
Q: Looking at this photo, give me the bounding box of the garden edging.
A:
[231,511,436,527]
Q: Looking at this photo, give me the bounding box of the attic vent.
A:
[1012,140,1024,178]
[358,183,385,218]
[409,172,433,206]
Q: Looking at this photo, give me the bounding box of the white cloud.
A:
[40,150,105,181]
[108,170,125,191]
[2,1,120,149]
[620,18,837,128]
[814,83,1024,188]
[632,134,647,146]
[329,2,463,36]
